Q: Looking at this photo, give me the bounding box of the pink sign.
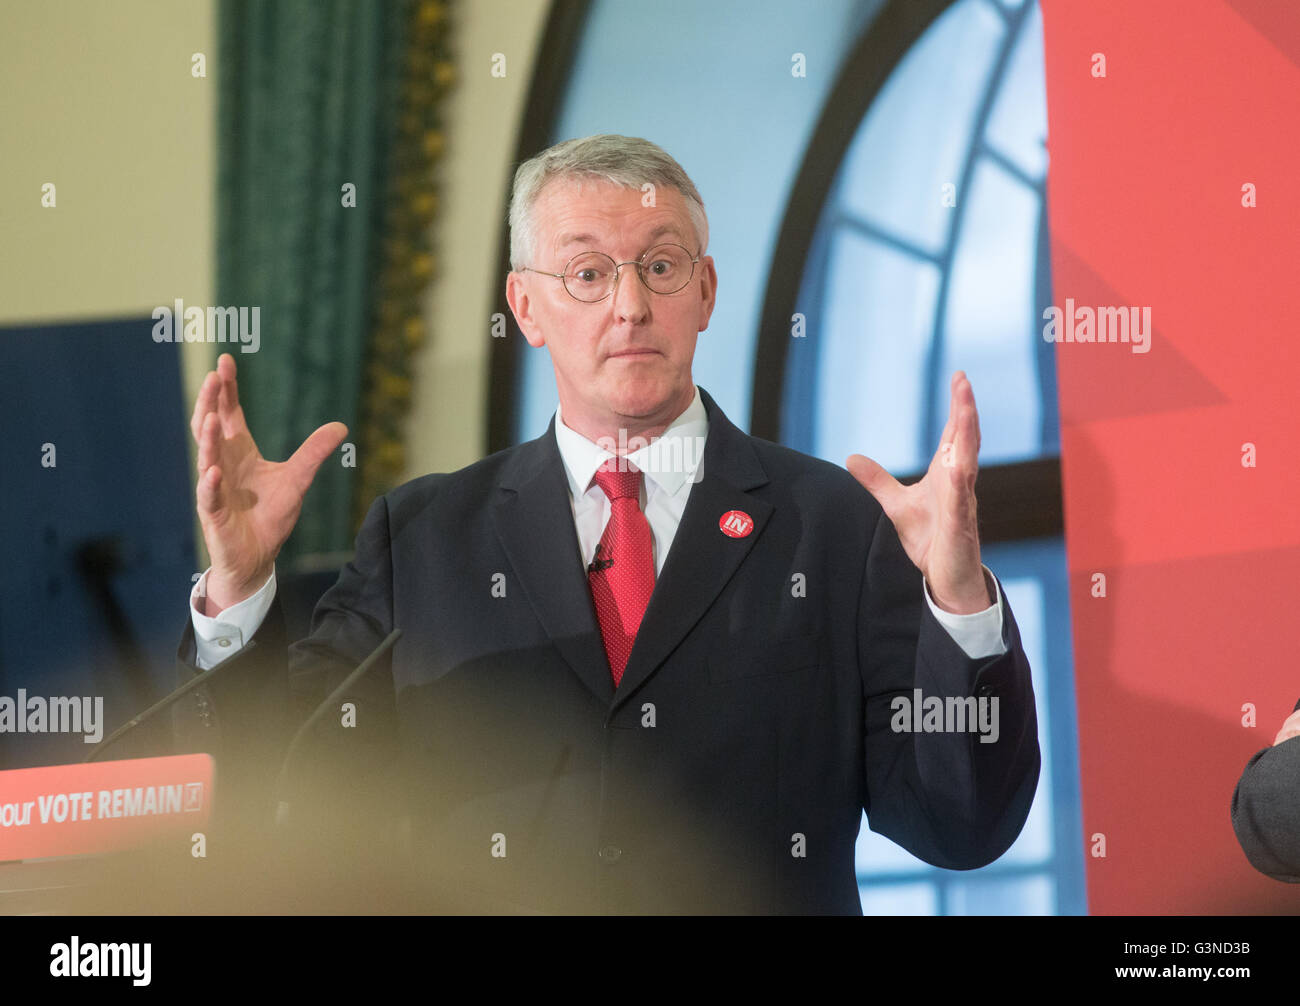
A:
[0,754,214,860]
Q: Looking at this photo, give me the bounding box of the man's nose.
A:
[611,264,651,321]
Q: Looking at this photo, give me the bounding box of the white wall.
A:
[0,0,217,404]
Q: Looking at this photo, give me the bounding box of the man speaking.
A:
[178,134,1040,914]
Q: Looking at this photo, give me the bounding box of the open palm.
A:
[191,353,347,612]
[846,371,989,614]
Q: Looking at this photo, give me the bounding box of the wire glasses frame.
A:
[517,243,701,303]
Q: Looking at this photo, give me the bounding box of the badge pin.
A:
[718,510,754,538]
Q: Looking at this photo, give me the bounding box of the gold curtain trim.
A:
[354,0,457,527]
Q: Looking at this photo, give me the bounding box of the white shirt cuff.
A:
[922,565,1007,660]
[190,567,277,670]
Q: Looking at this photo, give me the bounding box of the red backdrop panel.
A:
[1041,0,1300,912]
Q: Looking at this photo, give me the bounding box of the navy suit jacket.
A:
[174,386,1040,913]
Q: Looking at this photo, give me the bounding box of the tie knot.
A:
[592,459,643,501]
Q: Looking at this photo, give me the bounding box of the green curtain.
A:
[216,0,415,561]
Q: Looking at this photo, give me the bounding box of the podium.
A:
[0,749,544,913]
[0,754,214,913]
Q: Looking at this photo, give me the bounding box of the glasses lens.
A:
[641,244,694,294]
[564,252,616,302]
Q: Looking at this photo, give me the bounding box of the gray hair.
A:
[508,134,709,271]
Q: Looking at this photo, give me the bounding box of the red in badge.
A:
[718,510,754,538]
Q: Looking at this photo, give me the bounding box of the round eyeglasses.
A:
[519,243,700,303]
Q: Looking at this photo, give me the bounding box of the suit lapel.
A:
[491,420,614,705]
[492,389,773,713]
[611,389,772,712]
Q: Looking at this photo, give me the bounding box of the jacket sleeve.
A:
[859,510,1041,870]
[170,494,400,826]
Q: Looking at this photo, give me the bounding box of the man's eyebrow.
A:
[644,224,685,243]
[555,232,597,250]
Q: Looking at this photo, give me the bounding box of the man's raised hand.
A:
[846,370,991,615]
[191,352,347,615]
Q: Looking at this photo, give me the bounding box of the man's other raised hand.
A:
[191,353,347,615]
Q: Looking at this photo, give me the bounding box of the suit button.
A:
[598,844,623,864]
[976,683,993,697]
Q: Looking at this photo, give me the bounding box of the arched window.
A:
[761,0,1083,914]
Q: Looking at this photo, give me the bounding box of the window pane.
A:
[937,157,1043,464]
[947,873,1055,915]
[857,810,931,872]
[859,882,939,916]
[985,0,1049,183]
[836,0,1005,258]
[812,229,939,474]
[982,536,1086,913]
[983,572,1052,865]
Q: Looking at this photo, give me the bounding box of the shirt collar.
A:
[554,385,708,500]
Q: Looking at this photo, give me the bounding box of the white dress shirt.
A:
[190,385,1007,667]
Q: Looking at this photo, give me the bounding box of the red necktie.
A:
[588,459,655,687]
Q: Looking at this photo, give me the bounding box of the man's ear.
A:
[696,256,718,333]
[506,271,546,348]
